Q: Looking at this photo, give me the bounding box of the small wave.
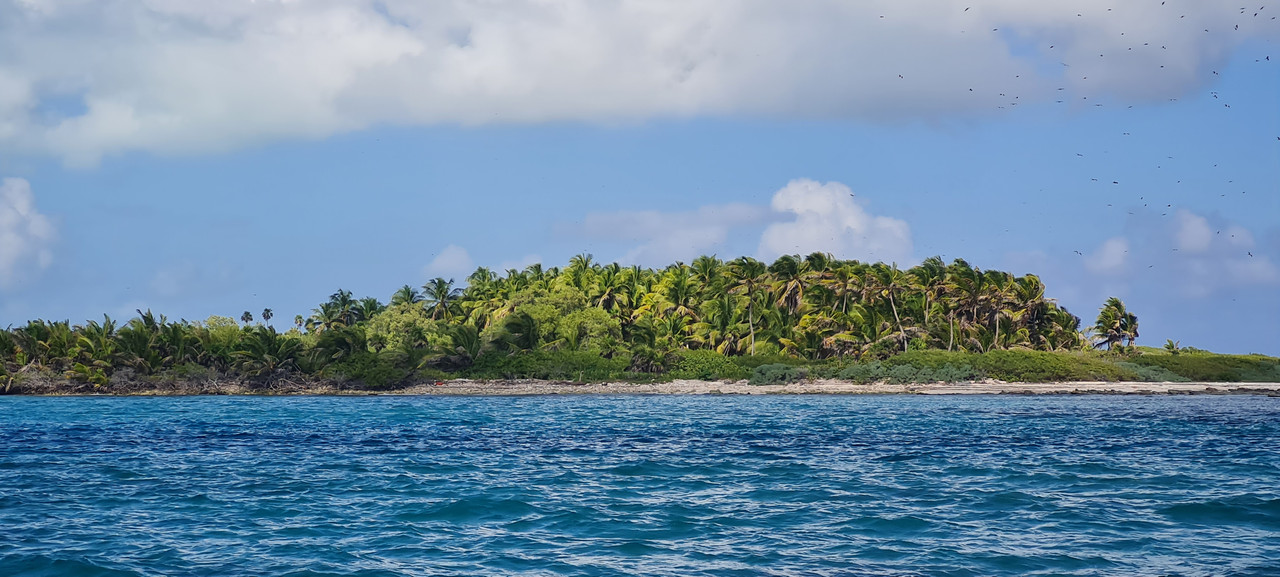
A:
[1160,496,1280,528]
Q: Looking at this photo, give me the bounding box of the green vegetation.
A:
[0,253,1273,393]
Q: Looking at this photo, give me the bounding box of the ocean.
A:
[2,395,1277,576]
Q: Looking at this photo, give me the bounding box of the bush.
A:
[1129,354,1280,382]
[882,350,974,370]
[749,363,808,385]
[839,362,887,383]
[838,359,978,384]
[668,350,750,381]
[970,350,1135,382]
[931,364,981,383]
[732,354,808,370]
[328,352,411,390]
[463,350,631,382]
[1114,362,1190,383]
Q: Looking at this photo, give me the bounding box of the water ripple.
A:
[2,395,1278,576]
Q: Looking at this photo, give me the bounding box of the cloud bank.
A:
[1,0,1275,164]
[0,177,55,288]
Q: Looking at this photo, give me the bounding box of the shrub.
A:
[931,364,981,383]
[732,354,807,370]
[1129,354,1280,382]
[749,363,808,385]
[668,350,750,381]
[463,350,631,382]
[328,352,411,390]
[839,362,887,383]
[838,359,978,384]
[882,350,975,370]
[970,350,1136,382]
[1114,362,1190,383]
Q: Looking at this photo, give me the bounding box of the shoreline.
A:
[8,379,1280,397]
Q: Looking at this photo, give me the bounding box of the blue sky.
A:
[0,1,1278,353]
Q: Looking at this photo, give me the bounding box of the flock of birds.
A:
[891,3,1278,269]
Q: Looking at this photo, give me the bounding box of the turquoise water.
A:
[2,396,1278,576]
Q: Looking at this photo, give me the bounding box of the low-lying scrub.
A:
[462,350,632,382]
[839,361,978,384]
[749,363,808,385]
[1127,354,1280,382]
[1113,362,1190,383]
[668,350,750,381]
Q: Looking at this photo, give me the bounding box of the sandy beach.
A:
[12,378,1280,396]
[391,379,1280,396]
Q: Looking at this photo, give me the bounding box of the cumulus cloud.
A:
[758,179,912,264]
[1085,236,1130,275]
[497,254,543,273]
[1079,210,1279,297]
[1,0,1275,164]
[1175,210,1213,254]
[577,203,770,266]
[0,177,55,287]
[423,244,474,279]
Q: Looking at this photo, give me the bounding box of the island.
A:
[3,254,1277,395]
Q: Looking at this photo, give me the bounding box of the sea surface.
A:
[2,395,1278,577]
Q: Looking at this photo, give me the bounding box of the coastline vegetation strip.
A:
[2,254,1276,394]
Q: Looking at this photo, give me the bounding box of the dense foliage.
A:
[1,253,1271,391]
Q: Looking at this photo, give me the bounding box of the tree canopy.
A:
[2,253,1144,389]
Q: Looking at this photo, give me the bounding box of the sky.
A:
[0,0,1278,353]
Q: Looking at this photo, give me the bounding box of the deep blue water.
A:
[2,395,1278,576]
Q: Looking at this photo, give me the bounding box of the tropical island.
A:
[3,254,1277,395]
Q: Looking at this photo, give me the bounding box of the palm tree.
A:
[693,294,746,355]
[261,308,273,328]
[594,263,630,313]
[234,326,301,380]
[423,278,463,321]
[652,267,700,321]
[869,264,913,352]
[823,263,864,315]
[912,256,947,330]
[390,285,424,306]
[356,297,385,321]
[768,255,809,316]
[726,257,768,355]
[690,255,724,298]
[1093,297,1138,351]
[240,311,254,325]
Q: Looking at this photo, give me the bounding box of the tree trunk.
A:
[993,312,1000,351]
[889,293,906,352]
[748,298,756,356]
[949,315,954,351]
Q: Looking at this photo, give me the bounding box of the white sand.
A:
[396,379,1280,396]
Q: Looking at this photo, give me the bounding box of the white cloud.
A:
[1,1,1274,164]
[578,203,770,266]
[758,179,912,264]
[424,244,474,279]
[149,260,240,299]
[0,177,55,288]
[1174,210,1213,254]
[1079,210,1279,297]
[1084,236,1129,275]
[497,254,542,273]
